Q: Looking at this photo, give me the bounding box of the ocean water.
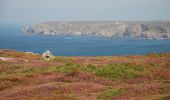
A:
[0,25,170,56]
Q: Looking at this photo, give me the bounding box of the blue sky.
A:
[0,0,170,24]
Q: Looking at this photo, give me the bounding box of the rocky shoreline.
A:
[23,21,170,39]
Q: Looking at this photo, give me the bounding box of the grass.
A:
[95,64,138,81]
[0,50,170,99]
[0,51,25,58]
[50,57,74,63]
[81,64,97,72]
[98,88,125,100]
[0,61,145,81]
[81,63,144,81]
[55,63,80,74]
[52,63,144,81]
[147,53,170,58]
[0,76,21,90]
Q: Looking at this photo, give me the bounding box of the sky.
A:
[0,0,170,25]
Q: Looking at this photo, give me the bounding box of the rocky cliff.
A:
[23,21,170,39]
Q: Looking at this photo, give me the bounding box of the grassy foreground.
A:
[0,50,170,100]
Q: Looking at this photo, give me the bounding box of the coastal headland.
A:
[23,20,170,39]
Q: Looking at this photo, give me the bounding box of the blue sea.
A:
[0,25,170,56]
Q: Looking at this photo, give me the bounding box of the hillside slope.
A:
[0,50,170,99]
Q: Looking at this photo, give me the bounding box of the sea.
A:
[0,25,170,56]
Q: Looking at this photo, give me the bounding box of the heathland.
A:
[0,50,170,99]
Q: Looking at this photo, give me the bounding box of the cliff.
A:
[23,21,170,39]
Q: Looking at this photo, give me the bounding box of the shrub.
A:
[55,63,80,74]
[51,57,74,63]
[98,88,125,100]
[95,64,139,80]
[76,63,143,81]
[80,64,97,73]
[21,67,38,73]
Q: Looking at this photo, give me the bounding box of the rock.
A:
[24,59,29,62]
[161,34,169,38]
[0,57,13,61]
[26,52,34,54]
[23,21,170,39]
[22,26,34,33]
[42,50,54,61]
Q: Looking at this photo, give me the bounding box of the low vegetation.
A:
[98,88,125,100]
[0,50,170,99]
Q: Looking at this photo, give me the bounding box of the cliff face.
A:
[23,21,170,39]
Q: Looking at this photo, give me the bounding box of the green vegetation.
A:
[0,50,170,99]
[98,88,125,100]
[0,61,145,81]
[51,57,74,63]
[147,53,170,57]
[96,67,135,80]
[0,50,25,58]
[81,63,144,80]
[55,63,80,74]
[80,64,97,72]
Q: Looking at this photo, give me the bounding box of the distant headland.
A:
[22,20,170,39]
